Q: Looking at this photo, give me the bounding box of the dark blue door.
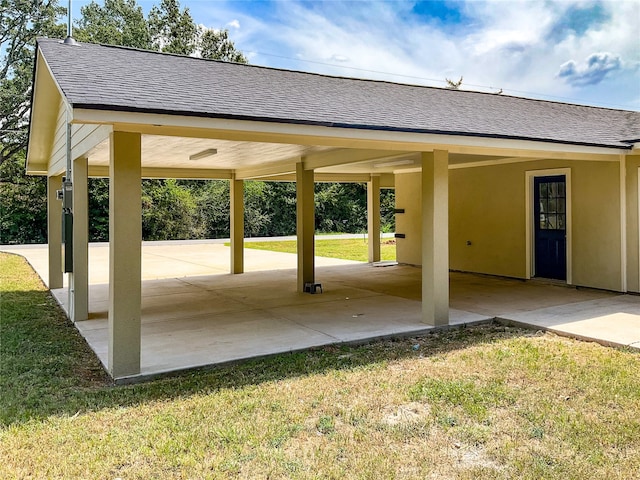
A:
[534,176,566,280]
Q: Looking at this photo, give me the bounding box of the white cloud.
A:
[227,19,240,29]
[558,52,623,87]
[189,0,640,108]
[329,54,349,63]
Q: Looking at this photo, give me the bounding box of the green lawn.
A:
[240,238,397,262]
[1,252,639,479]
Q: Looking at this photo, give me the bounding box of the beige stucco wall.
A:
[395,159,625,291]
[569,160,622,290]
[449,163,528,278]
[626,155,640,293]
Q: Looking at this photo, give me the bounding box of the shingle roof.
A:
[37,37,639,149]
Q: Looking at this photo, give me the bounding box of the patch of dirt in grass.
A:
[381,402,431,426]
[451,444,504,471]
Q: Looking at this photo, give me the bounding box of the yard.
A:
[240,237,397,262]
[1,251,639,479]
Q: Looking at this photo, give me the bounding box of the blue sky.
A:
[71,0,640,110]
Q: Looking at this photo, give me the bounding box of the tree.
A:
[315,183,367,233]
[1,0,65,167]
[74,0,151,49]
[193,180,229,239]
[141,179,199,240]
[1,0,65,244]
[0,150,47,243]
[261,182,297,236]
[148,0,198,55]
[380,188,396,233]
[199,28,247,63]
[88,178,109,241]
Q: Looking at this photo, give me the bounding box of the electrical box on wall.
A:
[60,177,73,273]
[61,211,73,272]
[62,178,73,210]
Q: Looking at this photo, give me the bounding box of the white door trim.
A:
[525,168,572,284]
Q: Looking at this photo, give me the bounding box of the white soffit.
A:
[86,135,334,169]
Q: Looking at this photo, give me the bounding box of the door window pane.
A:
[558,214,565,229]
[537,178,566,231]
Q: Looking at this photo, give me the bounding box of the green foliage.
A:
[200,28,247,63]
[88,178,109,241]
[148,0,198,55]
[0,0,66,166]
[260,182,297,236]
[74,0,151,49]
[0,152,47,244]
[380,188,396,232]
[193,179,230,239]
[141,179,199,240]
[315,183,367,233]
[243,181,272,237]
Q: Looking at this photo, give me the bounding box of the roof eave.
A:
[26,42,66,176]
[71,102,635,152]
[71,106,627,163]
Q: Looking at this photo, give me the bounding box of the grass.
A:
[239,237,397,262]
[1,252,640,478]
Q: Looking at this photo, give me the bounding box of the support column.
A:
[108,131,141,378]
[367,175,381,263]
[421,150,449,326]
[296,162,315,292]
[230,173,244,274]
[47,174,63,289]
[70,156,88,321]
[624,155,640,293]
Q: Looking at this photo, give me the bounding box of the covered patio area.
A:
[26,39,639,381]
[4,242,638,382]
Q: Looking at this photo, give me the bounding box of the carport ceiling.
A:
[85,134,515,175]
[86,135,334,170]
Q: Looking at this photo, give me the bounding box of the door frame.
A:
[525,168,572,284]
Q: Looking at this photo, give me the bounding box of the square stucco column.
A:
[69,156,89,322]
[108,131,142,379]
[624,155,640,293]
[421,150,449,326]
[47,174,63,289]
[296,162,315,292]
[230,173,244,274]
[367,175,381,263]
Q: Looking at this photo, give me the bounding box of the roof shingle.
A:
[37,38,639,149]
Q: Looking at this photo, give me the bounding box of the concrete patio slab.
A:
[3,240,639,381]
[498,295,640,348]
[49,264,492,378]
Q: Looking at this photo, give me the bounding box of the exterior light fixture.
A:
[189,148,218,161]
[373,159,414,168]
